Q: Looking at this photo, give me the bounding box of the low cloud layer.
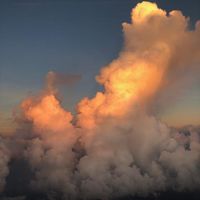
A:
[1,1,200,199]
[0,137,10,193]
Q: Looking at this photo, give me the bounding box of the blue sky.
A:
[0,0,200,132]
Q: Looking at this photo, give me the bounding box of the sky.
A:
[0,0,200,134]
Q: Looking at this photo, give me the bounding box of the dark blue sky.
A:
[1,0,200,131]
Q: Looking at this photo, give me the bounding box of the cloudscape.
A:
[0,1,200,200]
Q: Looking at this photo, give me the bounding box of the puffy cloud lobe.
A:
[21,93,79,198]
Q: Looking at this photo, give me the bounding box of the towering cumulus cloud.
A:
[1,1,200,199]
[21,86,79,199]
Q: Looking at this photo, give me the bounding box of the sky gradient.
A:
[1,0,200,134]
